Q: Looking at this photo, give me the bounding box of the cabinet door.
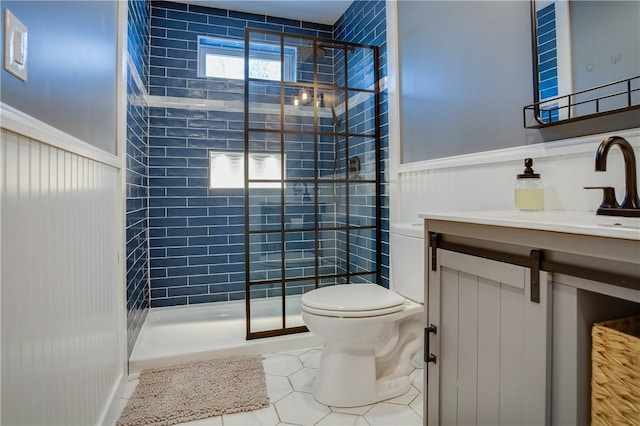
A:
[426,250,551,426]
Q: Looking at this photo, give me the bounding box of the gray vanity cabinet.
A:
[426,248,551,426]
[422,213,640,426]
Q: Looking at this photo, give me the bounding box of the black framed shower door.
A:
[243,28,381,339]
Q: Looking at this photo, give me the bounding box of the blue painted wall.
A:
[126,0,150,355]
[0,1,118,153]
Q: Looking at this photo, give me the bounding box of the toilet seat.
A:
[300,303,406,318]
[300,284,406,318]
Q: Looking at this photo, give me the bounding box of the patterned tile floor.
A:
[118,347,424,426]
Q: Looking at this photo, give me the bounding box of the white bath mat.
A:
[116,355,270,426]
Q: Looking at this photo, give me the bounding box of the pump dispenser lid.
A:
[517,158,540,179]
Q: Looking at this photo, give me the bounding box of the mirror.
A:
[527,0,640,127]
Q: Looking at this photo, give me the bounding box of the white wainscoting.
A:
[1,127,125,425]
[391,128,640,223]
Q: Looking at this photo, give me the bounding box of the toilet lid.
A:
[300,284,406,316]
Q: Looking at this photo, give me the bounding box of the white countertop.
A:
[418,210,640,241]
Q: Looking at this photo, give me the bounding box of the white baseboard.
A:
[97,373,128,426]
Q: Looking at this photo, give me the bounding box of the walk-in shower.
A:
[243,28,381,339]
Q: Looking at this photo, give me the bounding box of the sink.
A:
[535,212,640,231]
[596,217,640,230]
[418,210,640,240]
[557,213,640,231]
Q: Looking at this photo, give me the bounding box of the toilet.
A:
[300,223,425,407]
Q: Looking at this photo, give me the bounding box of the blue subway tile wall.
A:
[129,0,150,85]
[148,1,339,307]
[146,0,389,307]
[536,3,559,122]
[334,0,389,288]
[126,0,150,355]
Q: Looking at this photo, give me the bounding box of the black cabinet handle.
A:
[424,324,437,364]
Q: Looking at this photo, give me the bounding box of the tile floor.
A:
[118,347,424,426]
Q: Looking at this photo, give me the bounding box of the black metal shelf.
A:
[524,75,640,129]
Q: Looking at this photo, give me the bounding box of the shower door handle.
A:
[424,324,437,364]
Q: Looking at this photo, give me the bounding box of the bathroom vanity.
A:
[419,211,640,425]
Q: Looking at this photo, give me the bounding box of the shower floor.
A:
[129,295,322,373]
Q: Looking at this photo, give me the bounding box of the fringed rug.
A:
[116,355,270,426]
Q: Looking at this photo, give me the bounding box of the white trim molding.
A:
[0,102,121,169]
[398,128,640,174]
[99,1,131,425]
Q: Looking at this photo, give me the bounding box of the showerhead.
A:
[298,43,326,62]
[298,41,357,63]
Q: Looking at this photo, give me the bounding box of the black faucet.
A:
[589,136,640,217]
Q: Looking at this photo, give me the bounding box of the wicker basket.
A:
[591,315,640,426]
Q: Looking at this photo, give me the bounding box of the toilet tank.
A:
[390,222,425,303]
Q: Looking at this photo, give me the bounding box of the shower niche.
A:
[243,28,381,339]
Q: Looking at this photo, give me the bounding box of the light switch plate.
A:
[4,9,27,81]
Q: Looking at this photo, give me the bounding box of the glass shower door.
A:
[244,28,381,339]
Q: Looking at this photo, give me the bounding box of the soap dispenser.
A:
[515,158,544,211]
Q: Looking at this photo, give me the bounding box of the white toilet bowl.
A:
[301,283,423,407]
[301,222,425,407]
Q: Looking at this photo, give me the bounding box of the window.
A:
[209,151,284,189]
[198,36,296,81]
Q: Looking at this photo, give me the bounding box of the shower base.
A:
[129,295,321,373]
